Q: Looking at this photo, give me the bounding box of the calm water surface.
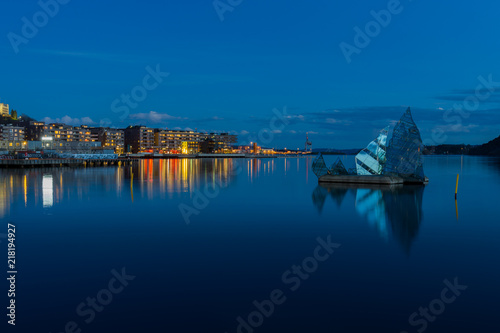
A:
[1,156,499,332]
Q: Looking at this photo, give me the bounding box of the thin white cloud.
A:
[285,114,305,121]
[325,118,352,125]
[129,111,186,123]
[434,124,479,133]
[41,116,95,126]
[326,118,340,124]
[29,49,153,64]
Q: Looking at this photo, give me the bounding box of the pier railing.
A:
[0,158,138,168]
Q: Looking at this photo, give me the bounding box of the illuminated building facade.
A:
[0,140,28,150]
[24,121,46,141]
[0,125,25,141]
[186,141,200,154]
[38,140,104,154]
[153,130,236,154]
[91,127,125,154]
[42,123,94,142]
[200,133,236,152]
[154,129,202,153]
[0,103,9,116]
[233,144,274,155]
[124,126,155,153]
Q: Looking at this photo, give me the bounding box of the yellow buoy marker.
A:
[455,174,459,199]
[130,170,134,202]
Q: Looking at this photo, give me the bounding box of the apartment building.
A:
[154,129,202,153]
[0,125,25,141]
[43,123,94,142]
[24,121,46,141]
[91,127,125,154]
[200,133,237,153]
[124,126,155,153]
[0,103,9,116]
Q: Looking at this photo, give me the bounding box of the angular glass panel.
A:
[356,126,389,175]
[384,108,425,180]
[330,157,349,175]
[312,153,330,178]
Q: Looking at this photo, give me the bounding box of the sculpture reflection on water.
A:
[312,183,424,253]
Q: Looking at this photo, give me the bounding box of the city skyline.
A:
[2,0,500,148]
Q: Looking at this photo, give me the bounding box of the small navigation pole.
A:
[305,133,312,152]
[455,174,459,199]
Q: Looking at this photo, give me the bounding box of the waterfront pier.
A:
[0,158,138,169]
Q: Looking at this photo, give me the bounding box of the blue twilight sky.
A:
[1,0,500,148]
